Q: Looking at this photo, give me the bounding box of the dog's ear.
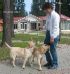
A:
[44,43,50,49]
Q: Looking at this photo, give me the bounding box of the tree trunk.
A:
[1,0,12,46]
[10,0,14,37]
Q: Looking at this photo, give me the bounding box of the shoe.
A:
[43,63,51,67]
[47,65,58,69]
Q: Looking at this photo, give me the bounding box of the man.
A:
[42,2,60,69]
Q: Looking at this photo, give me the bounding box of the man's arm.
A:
[50,15,60,43]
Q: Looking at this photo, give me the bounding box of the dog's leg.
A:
[32,55,35,63]
[12,57,16,67]
[28,56,34,67]
[10,53,16,67]
[38,55,42,71]
[22,57,28,69]
[40,57,43,65]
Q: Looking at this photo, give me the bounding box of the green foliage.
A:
[13,0,27,16]
[31,0,70,17]
[61,3,70,17]
[56,0,70,17]
[30,0,46,16]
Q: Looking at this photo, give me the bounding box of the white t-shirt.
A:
[46,10,60,38]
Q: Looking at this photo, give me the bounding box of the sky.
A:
[24,0,32,14]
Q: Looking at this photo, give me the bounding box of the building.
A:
[13,14,70,34]
[14,14,43,33]
[61,15,70,34]
[0,14,70,34]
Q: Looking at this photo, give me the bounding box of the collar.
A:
[51,10,55,15]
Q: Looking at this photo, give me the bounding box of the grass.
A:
[0,47,10,60]
[59,38,70,45]
[13,42,28,48]
[0,32,70,60]
[12,33,70,45]
[12,34,45,42]
[0,32,2,40]
[61,33,70,37]
[0,32,70,43]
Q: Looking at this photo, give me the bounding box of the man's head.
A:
[42,2,53,14]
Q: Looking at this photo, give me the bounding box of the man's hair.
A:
[42,2,53,10]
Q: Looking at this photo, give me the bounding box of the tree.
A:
[30,0,45,16]
[14,0,27,17]
[31,3,39,16]
[1,0,12,46]
[61,0,70,16]
[56,0,70,17]
[10,0,14,37]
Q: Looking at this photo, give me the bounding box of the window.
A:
[14,24,18,29]
[69,24,70,30]
[25,23,27,29]
[43,20,46,26]
[31,23,36,30]
[62,21,70,30]
[21,23,27,29]
[21,23,24,29]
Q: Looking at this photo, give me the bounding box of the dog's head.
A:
[28,40,35,48]
[40,44,50,54]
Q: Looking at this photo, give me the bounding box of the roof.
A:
[38,16,47,20]
[39,15,70,21]
[14,14,41,23]
[25,14,41,22]
[14,17,23,24]
[61,15,70,21]
[0,14,70,24]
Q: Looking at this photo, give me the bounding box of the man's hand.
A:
[50,36,54,44]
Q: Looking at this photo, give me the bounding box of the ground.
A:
[0,44,70,74]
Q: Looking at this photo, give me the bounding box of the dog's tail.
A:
[5,42,12,49]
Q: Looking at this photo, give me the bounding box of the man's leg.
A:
[45,50,53,66]
[44,31,52,66]
[49,36,59,69]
